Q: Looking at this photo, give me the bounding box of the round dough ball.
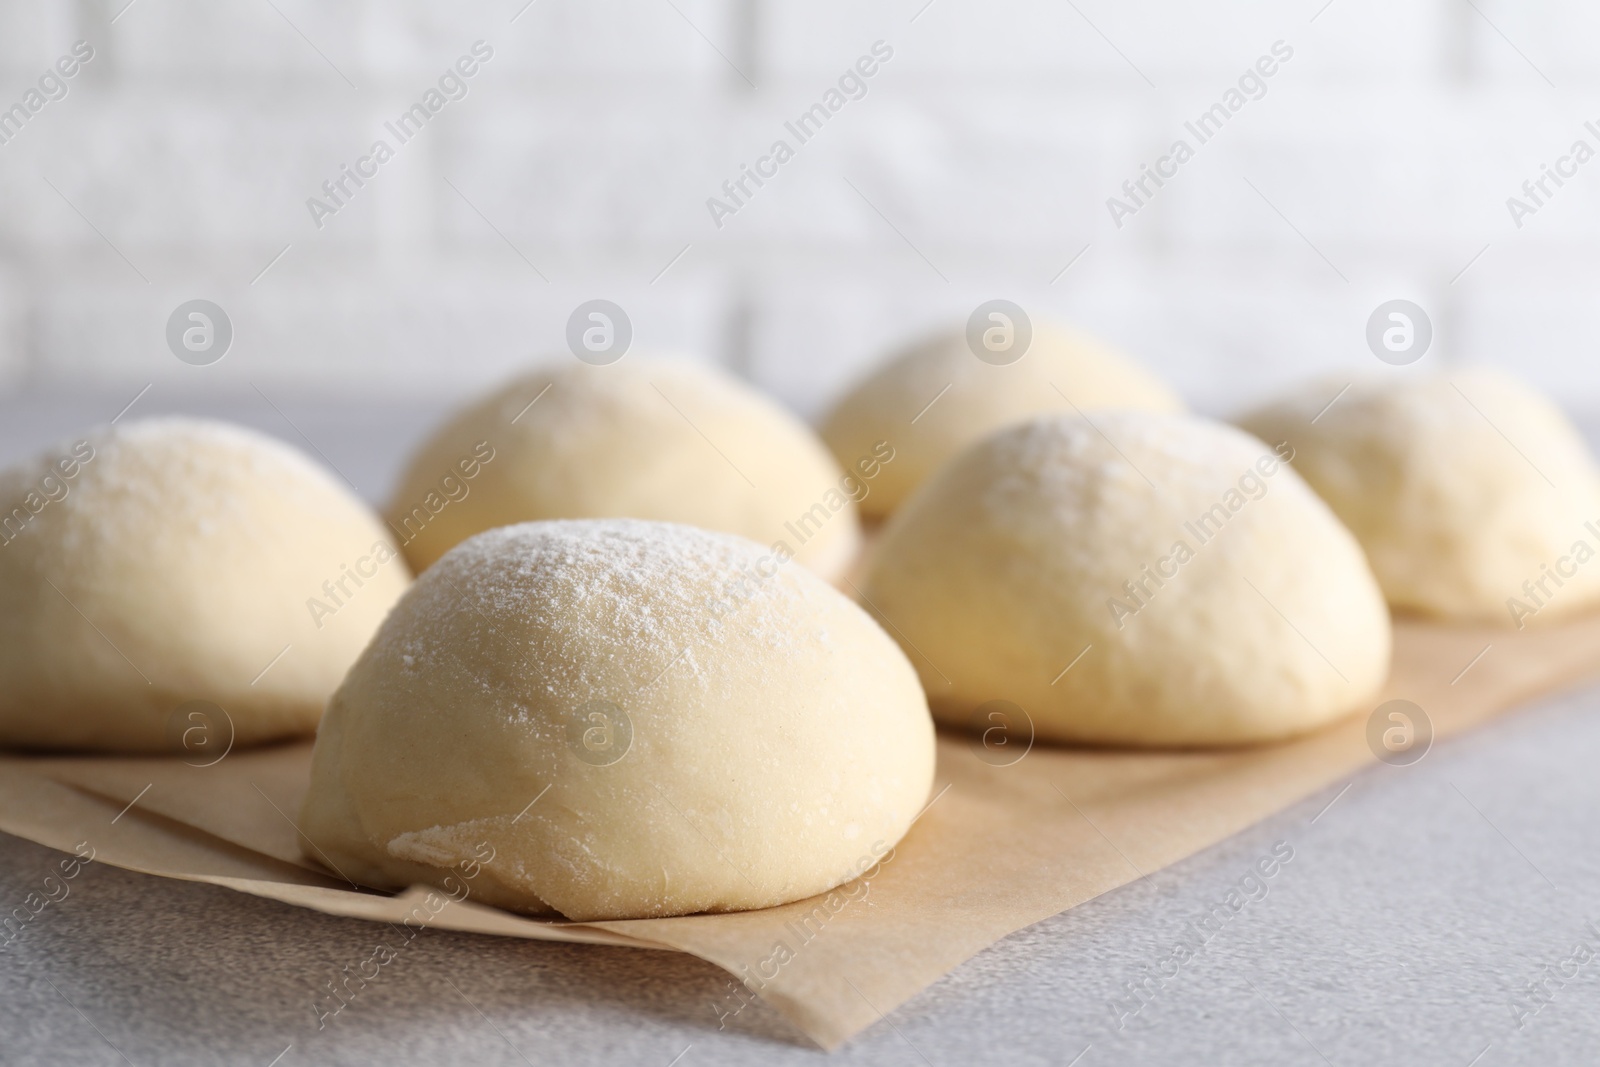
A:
[0,418,410,752]
[388,359,861,580]
[1237,369,1600,626]
[300,518,935,920]
[821,322,1182,519]
[860,413,1391,747]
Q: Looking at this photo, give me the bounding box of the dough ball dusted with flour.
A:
[388,360,861,580]
[300,519,935,920]
[821,322,1182,519]
[0,419,409,752]
[1238,369,1600,627]
[860,413,1391,747]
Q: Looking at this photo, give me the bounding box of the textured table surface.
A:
[2,392,1599,1066]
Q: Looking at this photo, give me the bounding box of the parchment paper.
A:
[3,615,1597,1049]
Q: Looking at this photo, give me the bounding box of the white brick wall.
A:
[2,0,1599,420]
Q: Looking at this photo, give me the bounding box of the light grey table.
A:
[2,391,1598,1066]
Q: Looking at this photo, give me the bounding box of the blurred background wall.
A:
[0,0,1595,422]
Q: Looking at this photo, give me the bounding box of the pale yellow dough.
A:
[0,418,409,752]
[860,412,1391,747]
[821,323,1182,519]
[300,519,935,920]
[388,359,860,580]
[1238,369,1600,626]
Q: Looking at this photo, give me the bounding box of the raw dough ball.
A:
[300,519,935,920]
[821,323,1182,519]
[388,360,861,580]
[859,412,1391,747]
[0,418,409,752]
[1238,369,1600,626]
